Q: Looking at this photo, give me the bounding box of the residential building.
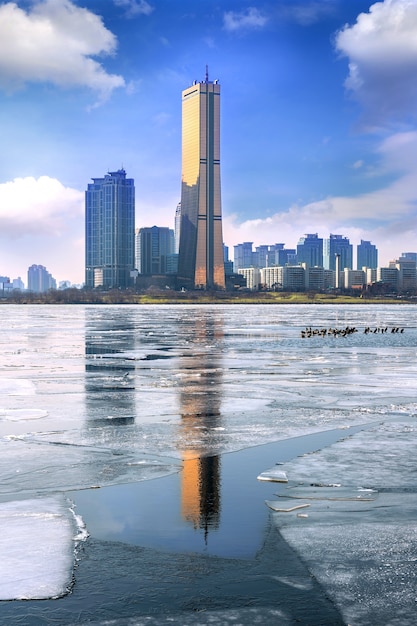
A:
[85,169,135,289]
[177,71,225,289]
[12,277,25,290]
[234,242,254,271]
[357,240,378,270]
[260,266,282,290]
[324,234,352,271]
[27,264,56,293]
[297,234,323,268]
[237,267,260,290]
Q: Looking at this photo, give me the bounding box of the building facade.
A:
[296,234,323,268]
[85,169,135,289]
[27,264,56,293]
[177,73,225,289]
[137,226,175,275]
[357,239,378,270]
[324,234,353,271]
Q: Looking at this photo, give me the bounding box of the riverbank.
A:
[1,290,413,305]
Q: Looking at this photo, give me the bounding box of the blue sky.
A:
[1,0,417,284]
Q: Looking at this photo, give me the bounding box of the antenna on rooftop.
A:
[205,65,209,82]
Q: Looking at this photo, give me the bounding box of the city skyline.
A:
[1,0,417,283]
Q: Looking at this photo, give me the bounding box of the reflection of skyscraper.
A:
[84,308,137,425]
[177,71,225,290]
[85,169,135,289]
[178,315,223,534]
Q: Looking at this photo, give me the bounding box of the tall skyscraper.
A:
[323,234,353,271]
[177,70,225,290]
[297,233,323,267]
[357,239,378,269]
[85,169,135,289]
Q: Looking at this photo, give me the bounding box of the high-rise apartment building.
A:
[297,234,323,268]
[324,234,352,271]
[85,169,135,289]
[233,242,254,271]
[27,264,56,293]
[137,226,175,275]
[177,71,225,289]
[357,239,378,270]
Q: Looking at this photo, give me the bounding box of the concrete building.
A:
[260,266,283,290]
[282,265,305,291]
[391,257,417,293]
[305,265,325,291]
[177,71,225,289]
[377,267,399,291]
[342,269,365,290]
[85,169,135,289]
[237,267,260,290]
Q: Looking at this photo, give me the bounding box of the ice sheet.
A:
[0,496,86,600]
[269,421,417,626]
[1,304,417,622]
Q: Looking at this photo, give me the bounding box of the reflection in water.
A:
[84,309,137,425]
[178,314,223,536]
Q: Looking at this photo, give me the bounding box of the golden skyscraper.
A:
[177,70,226,290]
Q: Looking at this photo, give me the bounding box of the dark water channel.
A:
[1,427,364,625]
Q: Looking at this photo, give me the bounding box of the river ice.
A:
[1,303,417,624]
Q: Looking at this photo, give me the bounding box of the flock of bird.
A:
[301,325,405,338]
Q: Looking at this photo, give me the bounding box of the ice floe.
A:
[257,468,288,483]
[0,496,86,600]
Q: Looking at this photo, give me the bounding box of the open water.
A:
[0,303,416,625]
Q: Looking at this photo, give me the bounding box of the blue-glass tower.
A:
[296,233,323,267]
[324,234,353,271]
[357,239,378,270]
[85,169,135,289]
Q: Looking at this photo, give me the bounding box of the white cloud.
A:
[0,0,125,102]
[0,176,83,236]
[223,131,417,266]
[278,1,336,26]
[223,7,268,32]
[0,176,85,283]
[335,0,417,126]
[114,0,153,18]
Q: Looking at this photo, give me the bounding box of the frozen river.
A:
[0,303,416,625]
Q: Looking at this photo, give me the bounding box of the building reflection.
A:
[177,314,224,536]
[84,308,137,425]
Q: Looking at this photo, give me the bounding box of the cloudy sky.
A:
[1,0,417,285]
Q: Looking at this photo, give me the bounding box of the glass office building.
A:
[324,234,353,271]
[85,169,135,289]
[177,73,225,289]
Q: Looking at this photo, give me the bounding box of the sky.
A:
[1,0,417,285]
